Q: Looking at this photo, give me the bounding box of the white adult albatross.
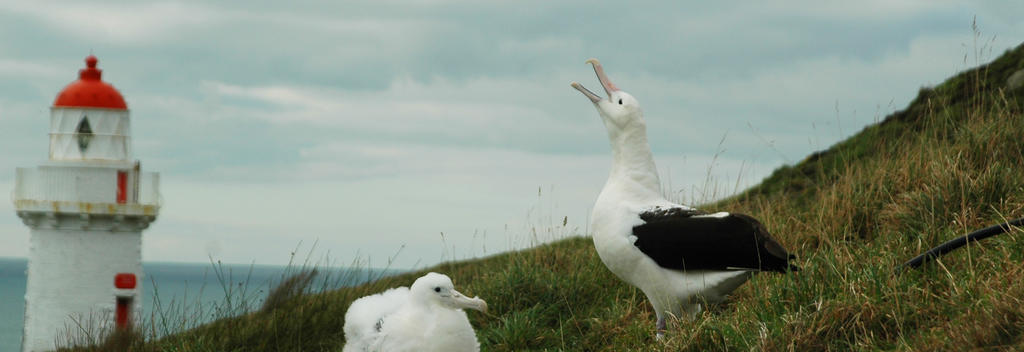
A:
[571,58,799,337]
[343,272,488,352]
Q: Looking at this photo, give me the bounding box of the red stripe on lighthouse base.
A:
[115,297,131,329]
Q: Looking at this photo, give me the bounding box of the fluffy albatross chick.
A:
[343,272,487,352]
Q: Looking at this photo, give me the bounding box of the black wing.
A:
[633,209,798,272]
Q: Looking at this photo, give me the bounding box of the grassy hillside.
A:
[69,43,1024,351]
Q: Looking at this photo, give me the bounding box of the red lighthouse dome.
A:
[53,55,127,110]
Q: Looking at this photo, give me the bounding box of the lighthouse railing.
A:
[13,167,160,207]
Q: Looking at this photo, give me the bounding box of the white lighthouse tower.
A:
[12,55,160,351]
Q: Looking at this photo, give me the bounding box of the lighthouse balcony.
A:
[12,164,160,217]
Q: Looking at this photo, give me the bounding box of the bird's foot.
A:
[655,317,667,340]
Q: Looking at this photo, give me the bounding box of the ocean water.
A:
[0,257,396,351]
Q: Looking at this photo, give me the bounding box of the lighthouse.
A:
[12,56,160,351]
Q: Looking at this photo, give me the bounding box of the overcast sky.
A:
[1,1,1022,268]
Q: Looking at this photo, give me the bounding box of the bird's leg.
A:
[684,303,702,319]
[655,315,667,340]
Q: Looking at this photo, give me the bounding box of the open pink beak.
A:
[571,58,619,103]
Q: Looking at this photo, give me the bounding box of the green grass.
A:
[65,42,1024,351]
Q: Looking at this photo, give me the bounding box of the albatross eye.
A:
[434,287,441,293]
[618,99,623,105]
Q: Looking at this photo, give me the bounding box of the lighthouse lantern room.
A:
[12,56,160,352]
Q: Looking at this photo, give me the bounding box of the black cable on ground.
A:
[897,217,1024,273]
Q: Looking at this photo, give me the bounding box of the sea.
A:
[0,257,397,351]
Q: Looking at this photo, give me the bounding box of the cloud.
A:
[0,1,221,44]
[186,76,596,156]
[0,59,62,79]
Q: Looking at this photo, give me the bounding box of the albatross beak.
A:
[585,58,619,97]
[571,58,619,104]
[447,289,488,313]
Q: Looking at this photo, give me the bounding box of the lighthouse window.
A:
[76,116,93,152]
